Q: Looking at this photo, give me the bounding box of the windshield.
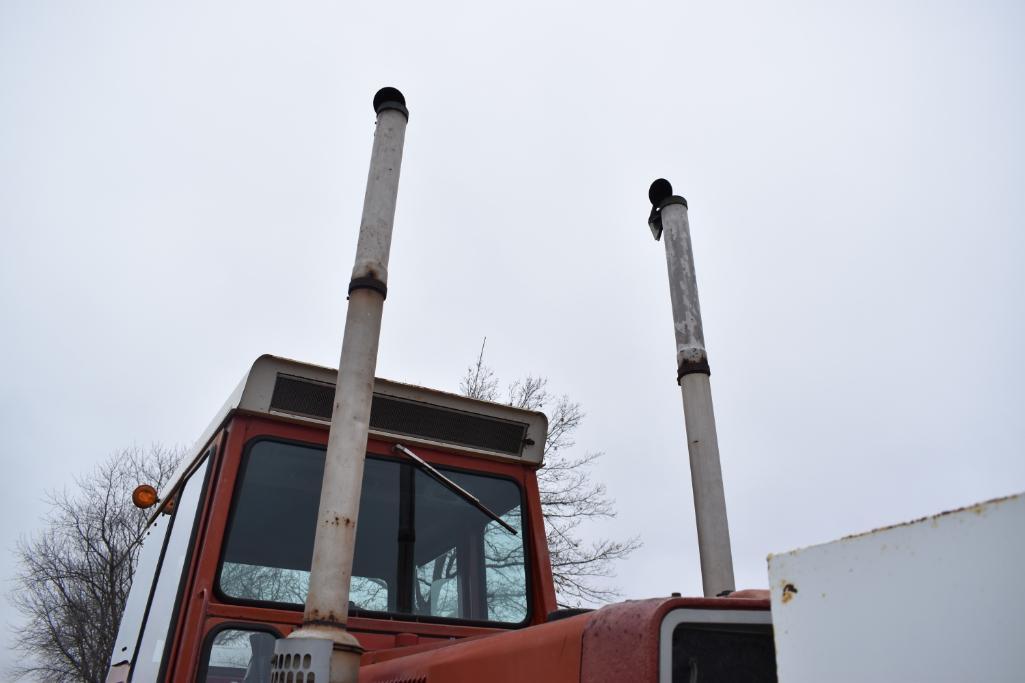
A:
[218,439,528,624]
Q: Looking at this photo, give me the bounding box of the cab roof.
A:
[152,355,548,521]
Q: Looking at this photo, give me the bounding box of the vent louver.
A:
[269,374,528,457]
[270,375,334,419]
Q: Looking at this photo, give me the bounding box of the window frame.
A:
[213,436,535,628]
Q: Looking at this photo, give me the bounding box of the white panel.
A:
[768,492,1025,682]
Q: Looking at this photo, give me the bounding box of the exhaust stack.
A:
[647,178,735,598]
[276,87,409,683]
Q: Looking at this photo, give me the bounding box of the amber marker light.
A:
[131,484,159,509]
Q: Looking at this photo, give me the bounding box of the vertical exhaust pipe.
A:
[276,87,408,683]
[647,178,735,598]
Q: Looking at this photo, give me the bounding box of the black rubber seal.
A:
[348,276,388,299]
[375,101,409,120]
[658,195,689,210]
[677,358,711,381]
[547,608,594,622]
[373,87,408,120]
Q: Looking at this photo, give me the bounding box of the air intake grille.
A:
[270,375,334,419]
[369,394,526,456]
[269,375,528,457]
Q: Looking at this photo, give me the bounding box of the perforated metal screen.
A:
[270,375,334,419]
[269,374,528,457]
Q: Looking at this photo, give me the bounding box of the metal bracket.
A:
[648,195,689,241]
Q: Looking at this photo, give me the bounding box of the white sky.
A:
[2,0,1024,675]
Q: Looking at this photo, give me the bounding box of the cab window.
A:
[218,440,528,624]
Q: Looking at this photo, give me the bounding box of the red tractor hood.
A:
[358,595,770,683]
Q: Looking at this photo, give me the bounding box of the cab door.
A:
[108,435,218,682]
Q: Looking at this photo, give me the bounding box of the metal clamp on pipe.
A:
[348,276,388,299]
[677,357,712,380]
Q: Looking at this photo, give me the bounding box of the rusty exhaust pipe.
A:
[274,87,408,683]
[648,178,736,598]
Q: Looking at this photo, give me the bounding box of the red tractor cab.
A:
[107,354,775,682]
[108,354,556,681]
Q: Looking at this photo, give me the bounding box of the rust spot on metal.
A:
[781,582,798,604]
[838,494,1012,543]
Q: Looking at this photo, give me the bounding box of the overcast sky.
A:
[2,0,1024,675]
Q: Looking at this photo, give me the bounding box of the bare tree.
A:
[460,341,640,607]
[10,445,184,683]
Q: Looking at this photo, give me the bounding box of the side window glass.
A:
[199,628,276,683]
[131,458,210,680]
[484,508,527,622]
[110,510,173,667]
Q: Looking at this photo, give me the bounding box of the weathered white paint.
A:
[660,203,706,370]
[659,200,735,597]
[286,96,408,683]
[768,492,1025,682]
[680,372,735,597]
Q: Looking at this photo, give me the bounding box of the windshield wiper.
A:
[393,443,517,535]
